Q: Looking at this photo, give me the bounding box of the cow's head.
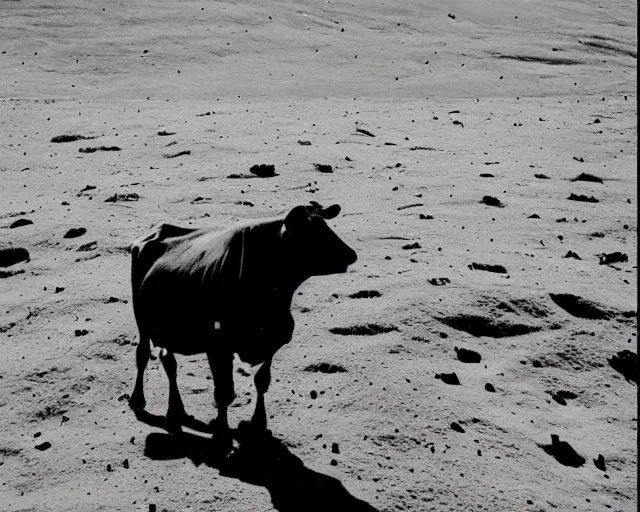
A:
[281,202,357,277]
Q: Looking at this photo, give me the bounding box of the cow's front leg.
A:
[207,351,235,440]
[129,330,150,411]
[249,355,273,433]
[159,349,187,431]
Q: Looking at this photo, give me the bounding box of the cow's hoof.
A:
[237,420,269,444]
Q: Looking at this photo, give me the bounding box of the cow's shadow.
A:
[137,410,379,512]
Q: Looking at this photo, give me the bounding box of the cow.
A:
[128,202,357,442]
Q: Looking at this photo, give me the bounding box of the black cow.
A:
[129,202,357,440]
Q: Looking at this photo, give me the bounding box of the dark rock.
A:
[608,350,636,382]
[528,214,540,219]
[402,242,421,250]
[64,227,87,239]
[435,372,460,385]
[51,134,95,143]
[485,383,495,392]
[0,247,30,267]
[471,262,507,273]
[599,252,628,265]
[314,164,333,173]
[249,164,276,177]
[541,435,585,468]
[163,150,190,159]
[450,422,465,433]
[455,347,481,363]
[310,390,318,399]
[567,193,598,203]
[79,146,120,153]
[157,131,176,136]
[348,290,381,299]
[481,196,504,207]
[10,218,33,229]
[331,443,340,454]
[594,454,606,471]
[564,251,581,260]
[419,214,434,220]
[534,173,550,179]
[428,277,450,286]
[35,442,51,451]
[549,293,612,320]
[571,172,603,184]
[355,128,375,137]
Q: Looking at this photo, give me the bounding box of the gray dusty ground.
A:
[0,1,637,511]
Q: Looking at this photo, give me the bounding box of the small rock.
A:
[10,219,33,229]
[402,242,421,250]
[123,459,129,469]
[331,443,340,454]
[35,442,51,451]
[594,454,606,471]
[330,459,338,466]
[435,372,460,385]
[249,164,276,177]
[599,252,628,265]
[310,390,318,399]
[450,422,465,433]
[564,251,581,260]
[64,227,87,239]
[0,247,30,268]
[481,196,504,207]
[485,383,495,392]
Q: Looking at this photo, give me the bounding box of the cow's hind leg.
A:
[240,356,273,438]
[129,330,150,411]
[159,349,187,431]
[207,351,235,439]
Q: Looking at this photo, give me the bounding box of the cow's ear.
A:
[284,205,310,230]
[320,204,341,220]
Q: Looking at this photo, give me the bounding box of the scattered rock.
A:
[298,140,311,145]
[485,383,496,392]
[599,252,628,265]
[331,443,340,454]
[105,193,139,202]
[0,268,25,278]
[480,173,494,178]
[310,390,318,399]
[163,150,190,159]
[348,290,381,299]
[608,350,636,382]
[123,459,129,469]
[249,164,276,177]
[540,435,585,468]
[397,203,423,211]
[157,130,176,136]
[567,193,598,203]
[0,247,30,268]
[330,324,399,336]
[10,219,33,229]
[79,146,121,153]
[556,218,567,223]
[470,262,507,273]
[51,134,96,143]
[409,146,438,151]
[572,156,584,163]
[453,120,464,128]
[455,347,481,363]
[314,164,333,173]
[564,251,581,260]
[303,362,347,374]
[64,227,87,239]
[419,214,434,220]
[450,422,465,433]
[428,277,450,286]
[481,196,504,207]
[448,13,456,19]
[76,241,97,252]
[594,454,606,471]
[438,315,540,338]
[35,442,51,451]
[79,185,96,193]
[549,293,612,320]
[534,173,550,179]
[330,459,338,466]
[571,172,603,184]
[356,128,375,137]
[196,111,213,116]
[402,242,421,250]
[528,214,540,219]
[75,329,89,337]
[435,373,460,385]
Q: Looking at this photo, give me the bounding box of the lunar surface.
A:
[0,1,636,511]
